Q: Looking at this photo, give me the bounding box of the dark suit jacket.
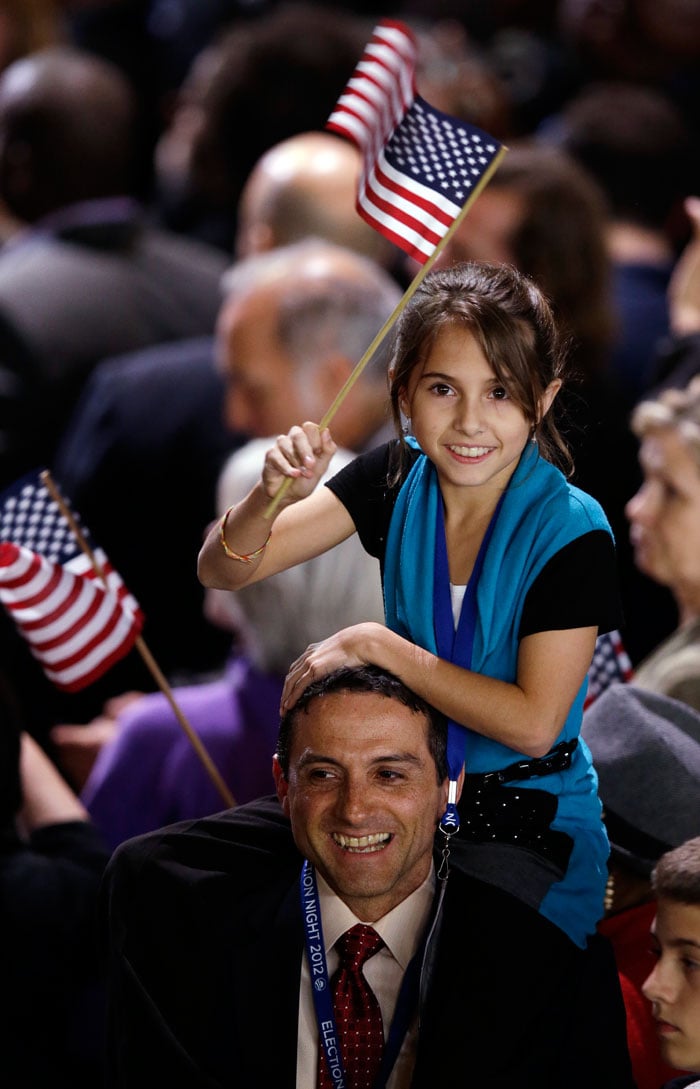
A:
[2,336,241,737]
[53,337,238,687]
[0,208,228,486]
[103,797,307,1088]
[102,797,636,1089]
[2,819,111,1088]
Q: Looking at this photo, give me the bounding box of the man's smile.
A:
[331,832,393,853]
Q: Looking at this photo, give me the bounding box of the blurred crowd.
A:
[2,1,700,1085]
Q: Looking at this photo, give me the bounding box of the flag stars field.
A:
[326,18,505,264]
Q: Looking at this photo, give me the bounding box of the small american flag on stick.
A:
[0,470,235,807]
[0,470,143,692]
[584,630,634,710]
[327,19,505,264]
[264,19,506,520]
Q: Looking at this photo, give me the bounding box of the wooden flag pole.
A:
[263,145,508,519]
[41,470,236,810]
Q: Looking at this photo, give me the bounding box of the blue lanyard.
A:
[434,492,505,833]
[300,861,424,1089]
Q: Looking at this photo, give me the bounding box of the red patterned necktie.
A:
[317,923,385,1089]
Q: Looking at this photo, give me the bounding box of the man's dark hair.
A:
[276,665,447,783]
[0,46,137,221]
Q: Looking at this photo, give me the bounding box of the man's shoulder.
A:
[107,795,299,888]
[136,224,228,273]
[0,223,225,305]
[103,798,304,955]
[0,232,109,288]
[95,336,216,388]
[72,336,220,420]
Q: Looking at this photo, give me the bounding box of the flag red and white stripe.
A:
[327,20,504,264]
[584,630,634,710]
[0,472,143,692]
[0,542,142,691]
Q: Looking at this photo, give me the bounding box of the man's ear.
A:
[314,352,353,402]
[273,753,290,815]
[237,219,275,256]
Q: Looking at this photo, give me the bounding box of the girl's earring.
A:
[402,416,411,436]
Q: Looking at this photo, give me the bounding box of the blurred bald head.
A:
[236,131,395,267]
[0,46,136,221]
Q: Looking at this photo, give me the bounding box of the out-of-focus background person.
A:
[626,377,700,710]
[0,666,110,1088]
[582,683,700,1089]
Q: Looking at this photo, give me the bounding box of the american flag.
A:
[0,472,143,692]
[584,630,634,710]
[326,19,505,264]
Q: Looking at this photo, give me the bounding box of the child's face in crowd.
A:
[399,324,558,504]
[643,898,700,1074]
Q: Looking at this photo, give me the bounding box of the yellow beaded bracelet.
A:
[218,506,271,563]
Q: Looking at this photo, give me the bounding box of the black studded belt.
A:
[458,739,578,870]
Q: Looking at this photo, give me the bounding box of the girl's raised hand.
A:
[669,195,700,336]
[262,423,337,504]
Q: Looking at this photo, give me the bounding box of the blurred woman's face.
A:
[436,187,524,267]
[626,428,700,602]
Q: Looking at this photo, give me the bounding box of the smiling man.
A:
[274,667,452,1088]
[101,666,458,1088]
[102,664,634,1088]
[274,669,449,921]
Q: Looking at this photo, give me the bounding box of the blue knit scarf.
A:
[383,439,612,777]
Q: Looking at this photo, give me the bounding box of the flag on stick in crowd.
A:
[584,630,634,710]
[0,469,236,807]
[0,470,143,692]
[327,18,505,264]
[264,19,506,519]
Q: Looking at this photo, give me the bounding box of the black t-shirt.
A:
[326,441,622,639]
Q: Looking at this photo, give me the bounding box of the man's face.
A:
[643,898,700,1073]
[274,690,449,922]
[216,287,324,437]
